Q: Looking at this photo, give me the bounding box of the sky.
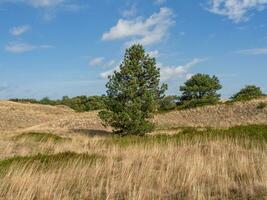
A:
[0,0,267,99]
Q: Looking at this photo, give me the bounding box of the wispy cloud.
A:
[100,66,120,79]
[154,0,167,5]
[148,50,160,58]
[10,25,30,36]
[121,4,138,18]
[1,0,65,8]
[5,42,54,53]
[206,0,267,23]
[99,58,206,81]
[1,0,86,20]
[89,57,105,66]
[237,48,267,55]
[160,58,205,81]
[102,7,175,46]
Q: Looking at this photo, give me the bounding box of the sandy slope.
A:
[0,101,109,135]
[154,97,267,128]
[0,97,267,135]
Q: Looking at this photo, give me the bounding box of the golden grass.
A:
[0,99,267,199]
[154,97,267,129]
[0,97,267,136]
[0,131,266,200]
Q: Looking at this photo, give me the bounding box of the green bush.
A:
[231,85,263,101]
[178,97,219,109]
[159,95,179,111]
[178,73,222,109]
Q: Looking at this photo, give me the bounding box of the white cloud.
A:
[186,73,194,80]
[106,59,116,67]
[102,7,175,46]
[154,0,166,5]
[100,66,120,79]
[5,42,53,53]
[121,4,138,18]
[100,58,205,80]
[148,50,160,57]
[160,58,205,81]
[29,0,64,8]
[237,48,267,55]
[10,25,30,36]
[89,57,105,66]
[1,0,65,8]
[206,0,267,23]
[1,0,85,20]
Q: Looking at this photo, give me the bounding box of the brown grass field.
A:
[0,99,266,199]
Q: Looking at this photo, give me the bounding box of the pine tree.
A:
[179,73,222,108]
[99,44,167,136]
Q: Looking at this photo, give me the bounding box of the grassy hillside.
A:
[0,99,266,199]
[154,97,267,129]
[0,97,267,135]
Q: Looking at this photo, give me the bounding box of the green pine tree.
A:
[99,44,167,136]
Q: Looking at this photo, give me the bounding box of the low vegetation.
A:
[10,95,106,112]
[0,125,266,200]
[231,85,264,101]
[13,132,71,143]
[0,152,104,177]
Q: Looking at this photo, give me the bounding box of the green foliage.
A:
[179,73,222,108]
[107,124,267,147]
[60,95,106,112]
[231,85,264,101]
[178,97,219,109]
[159,95,179,111]
[10,95,106,112]
[257,102,267,110]
[99,44,167,136]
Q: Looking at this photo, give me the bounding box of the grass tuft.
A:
[0,152,105,176]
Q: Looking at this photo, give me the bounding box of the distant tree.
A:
[39,97,56,105]
[159,95,179,111]
[99,44,167,136]
[231,85,263,101]
[179,73,222,108]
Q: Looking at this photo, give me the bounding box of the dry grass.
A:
[1,97,267,136]
[154,97,267,129]
[0,100,267,199]
[0,129,266,200]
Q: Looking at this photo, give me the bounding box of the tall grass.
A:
[0,125,266,200]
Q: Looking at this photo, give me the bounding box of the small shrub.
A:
[231,85,264,101]
[159,95,179,112]
[177,97,219,109]
[178,73,222,109]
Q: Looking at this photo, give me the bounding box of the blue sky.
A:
[0,0,267,99]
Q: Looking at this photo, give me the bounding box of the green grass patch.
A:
[106,124,267,147]
[0,152,105,176]
[13,132,71,143]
